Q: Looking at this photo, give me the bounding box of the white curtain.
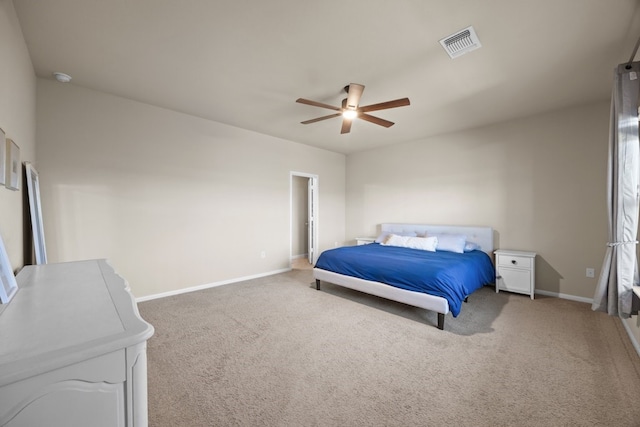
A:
[592,62,640,318]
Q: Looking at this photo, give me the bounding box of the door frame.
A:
[290,171,319,266]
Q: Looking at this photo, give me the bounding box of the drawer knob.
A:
[511,260,517,265]
[496,275,502,280]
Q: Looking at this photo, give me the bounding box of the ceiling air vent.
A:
[439,26,482,59]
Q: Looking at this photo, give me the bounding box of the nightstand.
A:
[355,237,376,245]
[494,249,536,299]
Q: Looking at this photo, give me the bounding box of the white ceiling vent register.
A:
[439,26,482,59]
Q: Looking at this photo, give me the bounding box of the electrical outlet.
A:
[586,268,595,278]
[260,251,266,259]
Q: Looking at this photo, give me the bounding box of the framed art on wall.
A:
[0,128,6,187]
[0,233,18,304]
[6,138,20,191]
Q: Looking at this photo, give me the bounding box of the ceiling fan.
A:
[296,83,410,134]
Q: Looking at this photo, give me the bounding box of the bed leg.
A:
[315,279,321,290]
[464,297,468,303]
[437,313,445,330]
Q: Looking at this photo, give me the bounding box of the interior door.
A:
[307,177,316,264]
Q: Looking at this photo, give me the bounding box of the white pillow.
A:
[429,233,467,253]
[382,234,438,252]
[464,241,480,252]
[375,230,417,243]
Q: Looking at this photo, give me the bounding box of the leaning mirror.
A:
[24,162,47,264]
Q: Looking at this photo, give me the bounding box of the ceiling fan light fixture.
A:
[342,109,358,120]
[296,83,410,134]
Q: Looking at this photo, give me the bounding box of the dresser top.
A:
[0,259,154,386]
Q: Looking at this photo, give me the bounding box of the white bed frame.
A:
[313,223,494,330]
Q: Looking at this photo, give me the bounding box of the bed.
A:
[313,224,495,330]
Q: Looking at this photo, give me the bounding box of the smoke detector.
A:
[439,26,482,59]
[53,72,72,83]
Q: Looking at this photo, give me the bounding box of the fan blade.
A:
[359,98,410,113]
[341,118,353,134]
[301,113,341,124]
[296,98,341,111]
[359,113,394,128]
[345,83,364,110]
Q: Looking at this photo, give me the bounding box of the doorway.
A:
[290,172,318,270]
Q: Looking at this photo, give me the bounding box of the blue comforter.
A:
[315,243,495,317]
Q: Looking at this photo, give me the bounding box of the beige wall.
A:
[0,0,36,271]
[346,101,609,301]
[35,79,345,298]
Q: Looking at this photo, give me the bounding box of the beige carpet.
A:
[138,269,640,426]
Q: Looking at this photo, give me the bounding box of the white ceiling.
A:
[13,0,640,154]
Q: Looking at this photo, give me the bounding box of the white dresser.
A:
[0,259,154,427]
[494,249,536,299]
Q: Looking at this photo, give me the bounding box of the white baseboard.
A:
[291,253,308,260]
[135,268,291,303]
[535,289,593,304]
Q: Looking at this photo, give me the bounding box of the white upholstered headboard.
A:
[380,223,494,255]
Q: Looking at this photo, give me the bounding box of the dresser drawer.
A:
[497,254,532,269]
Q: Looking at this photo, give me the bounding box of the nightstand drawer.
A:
[497,254,532,269]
